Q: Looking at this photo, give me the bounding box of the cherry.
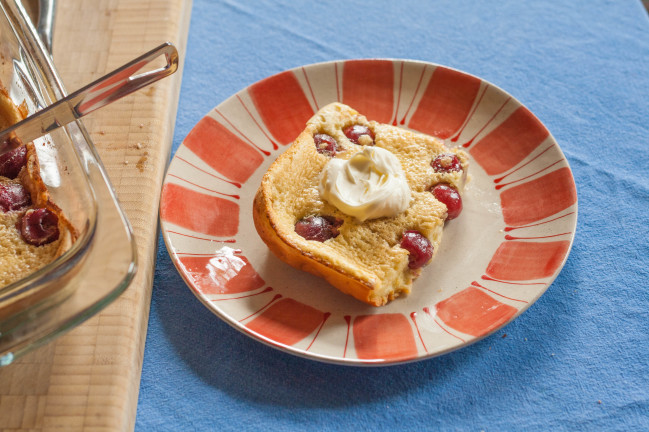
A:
[0,183,31,212]
[20,208,60,246]
[295,215,342,242]
[314,133,339,156]
[431,184,462,220]
[400,230,433,269]
[0,146,27,179]
[343,125,374,145]
[431,153,462,173]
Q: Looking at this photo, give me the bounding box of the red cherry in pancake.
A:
[431,184,462,220]
[401,230,433,269]
[20,208,60,245]
[295,215,342,242]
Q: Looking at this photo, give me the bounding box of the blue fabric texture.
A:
[136,1,649,430]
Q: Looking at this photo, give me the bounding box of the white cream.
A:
[318,147,411,221]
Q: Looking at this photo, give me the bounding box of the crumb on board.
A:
[136,155,148,172]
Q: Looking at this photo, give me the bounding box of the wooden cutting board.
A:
[0,0,192,430]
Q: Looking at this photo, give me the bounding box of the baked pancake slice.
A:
[253,103,468,306]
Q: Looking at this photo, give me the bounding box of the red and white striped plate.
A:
[159,60,577,366]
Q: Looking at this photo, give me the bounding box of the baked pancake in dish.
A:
[0,83,76,288]
[253,103,468,306]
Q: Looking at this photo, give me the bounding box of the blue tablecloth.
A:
[136,1,649,430]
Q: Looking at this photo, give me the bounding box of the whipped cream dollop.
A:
[318,147,411,221]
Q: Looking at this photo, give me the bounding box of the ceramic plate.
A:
[160,59,577,366]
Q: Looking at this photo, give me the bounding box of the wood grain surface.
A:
[0,0,192,430]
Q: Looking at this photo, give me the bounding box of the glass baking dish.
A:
[0,0,137,365]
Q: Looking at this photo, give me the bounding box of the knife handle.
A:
[73,42,179,117]
[0,42,179,144]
